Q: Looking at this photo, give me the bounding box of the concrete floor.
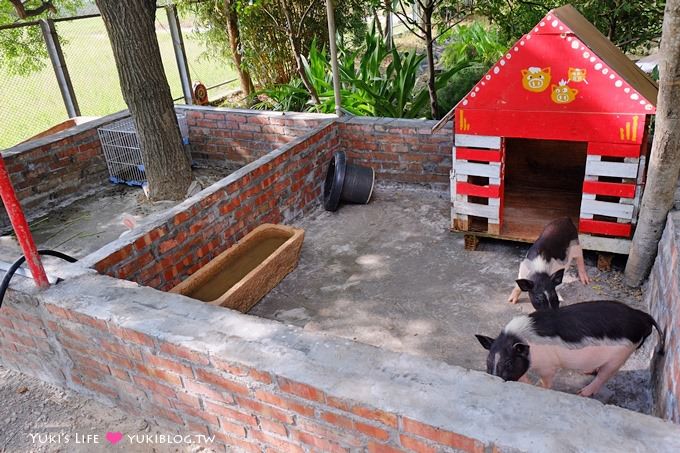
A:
[250,184,654,414]
[0,165,236,265]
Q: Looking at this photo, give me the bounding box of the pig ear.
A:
[521,69,528,76]
[544,67,550,74]
[513,343,530,357]
[516,279,534,292]
[550,269,565,286]
[475,335,495,350]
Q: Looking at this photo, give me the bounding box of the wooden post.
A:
[625,0,680,286]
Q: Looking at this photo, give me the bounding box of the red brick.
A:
[45,304,70,319]
[326,395,351,412]
[70,353,110,375]
[236,396,294,424]
[184,378,232,403]
[351,406,398,428]
[195,368,249,395]
[355,421,390,441]
[99,339,143,361]
[134,363,182,386]
[399,435,436,453]
[110,367,130,382]
[253,389,315,417]
[258,418,288,437]
[159,341,210,365]
[368,441,404,453]
[133,375,177,399]
[204,400,257,426]
[79,378,117,399]
[70,312,107,330]
[149,404,183,426]
[218,417,247,438]
[295,418,361,448]
[142,352,193,377]
[290,430,349,453]
[277,377,325,403]
[321,411,354,430]
[176,391,201,408]
[174,401,219,426]
[249,430,305,453]
[401,418,484,453]
[108,324,155,347]
[212,431,261,453]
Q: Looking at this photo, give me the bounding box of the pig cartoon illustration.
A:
[508,217,588,310]
[521,67,551,93]
[551,80,578,104]
[475,300,664,397]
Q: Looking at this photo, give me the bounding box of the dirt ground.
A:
[250,184,655,414]
[0,367,217,453]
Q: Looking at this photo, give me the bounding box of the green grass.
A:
[0,16,238,149]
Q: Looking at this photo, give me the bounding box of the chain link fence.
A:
[0,6,237,150]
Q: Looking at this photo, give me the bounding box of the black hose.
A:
[0,250,77,309]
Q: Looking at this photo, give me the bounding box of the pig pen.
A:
[1,106,679,453]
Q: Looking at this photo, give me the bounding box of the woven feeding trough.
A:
[170,224,304,313]
[434,5,658,255]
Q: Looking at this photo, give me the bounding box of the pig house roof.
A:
[443,5,658,144]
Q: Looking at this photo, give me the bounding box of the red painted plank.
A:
[456,147,502,162]
[587,142,641,158]
[582,181,636,198]
[456,182,501,198]
[579,219,632,238]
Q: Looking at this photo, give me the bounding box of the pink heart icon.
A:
[105,432,123,444]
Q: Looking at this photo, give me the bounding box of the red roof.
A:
[437,5,658,144]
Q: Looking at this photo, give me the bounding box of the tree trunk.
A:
[624,0,680,286]
[224,0,254,95]
[384,0,393,50]
[424,6,438,119]
[96,0,192,201]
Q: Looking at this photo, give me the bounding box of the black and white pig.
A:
[508,217,589,310]
[475,300,664,397]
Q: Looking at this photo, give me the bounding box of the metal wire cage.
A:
[97,113,190,186]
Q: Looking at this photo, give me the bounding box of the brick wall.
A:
[338,117,452,190]
[0,114,124,230]
[647,210,680,423]
[82,121,339,291]
[180,106,335,166]
[1,273,678,452]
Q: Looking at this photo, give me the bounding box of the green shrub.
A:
[438,22,506,113]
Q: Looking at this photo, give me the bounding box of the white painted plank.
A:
[454,134,501,149]
[585,160,638,179]
[455,201,500,221]
[450,170,456,204]
[455,161,501,178]
[580,199,634,220]
[579,234,631,254]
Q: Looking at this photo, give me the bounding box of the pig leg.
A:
[538,369,557,389]
[508,261,529,304]
[508,285,522,304]
[569,244,589,285]
[578,352,630,397]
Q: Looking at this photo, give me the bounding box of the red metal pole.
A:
[0,156,49,289]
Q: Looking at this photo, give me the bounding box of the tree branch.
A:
[433,15,468,42]
[9,0,56,19]
[260,5,281,29]
[395,1,426,36]
[296,0,320,38]
[393,10,425,40]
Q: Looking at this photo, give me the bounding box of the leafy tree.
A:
[393,0,471,119]
[0,0,81,75]
[437,22,506,113]
[476,0,665,53]
[179,0,370,91]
